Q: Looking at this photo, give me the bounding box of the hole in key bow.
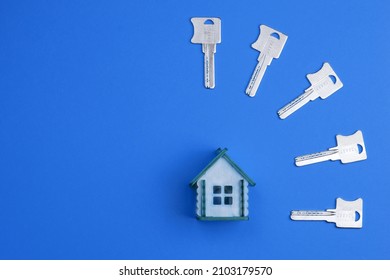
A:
[329,75,337,84]
[270,32,280,40]
[357,144,364,154]
[204,19,214,25]
[355,211,361,222]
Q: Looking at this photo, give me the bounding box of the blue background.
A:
[0,0,389,260]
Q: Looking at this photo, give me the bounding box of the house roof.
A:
[189,148,256,188]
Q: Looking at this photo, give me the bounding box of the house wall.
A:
[196,157,249,218]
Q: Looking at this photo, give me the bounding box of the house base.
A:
[197,216,249,221]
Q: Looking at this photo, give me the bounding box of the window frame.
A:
[212,185,233,206]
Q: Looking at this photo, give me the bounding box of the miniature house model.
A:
[190,148,256,220]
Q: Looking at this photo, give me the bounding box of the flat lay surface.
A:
[0,0,389,259]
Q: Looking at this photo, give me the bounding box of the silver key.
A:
[246,25,287,97]
[291,198,363,228]
[295,130,367,167]
[278,62,343,119]
[191,17,221,89]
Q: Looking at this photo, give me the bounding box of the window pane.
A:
[213,197,221,205]
[213,186,221,194]
[224,197,233,205]
[224,185,233,194]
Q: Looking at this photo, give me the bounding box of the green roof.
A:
[189,148,256,188]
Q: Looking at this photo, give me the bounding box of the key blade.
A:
[191,18,221,44]
[306,62,343,99]
[295,148,340,166]
[245,54,272,97]
[278,88,318,119]
[290,210,335,222]
[336,130,367,163]
[332,198,363,228]
[251,25,287,58]
[203,44,215,89]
